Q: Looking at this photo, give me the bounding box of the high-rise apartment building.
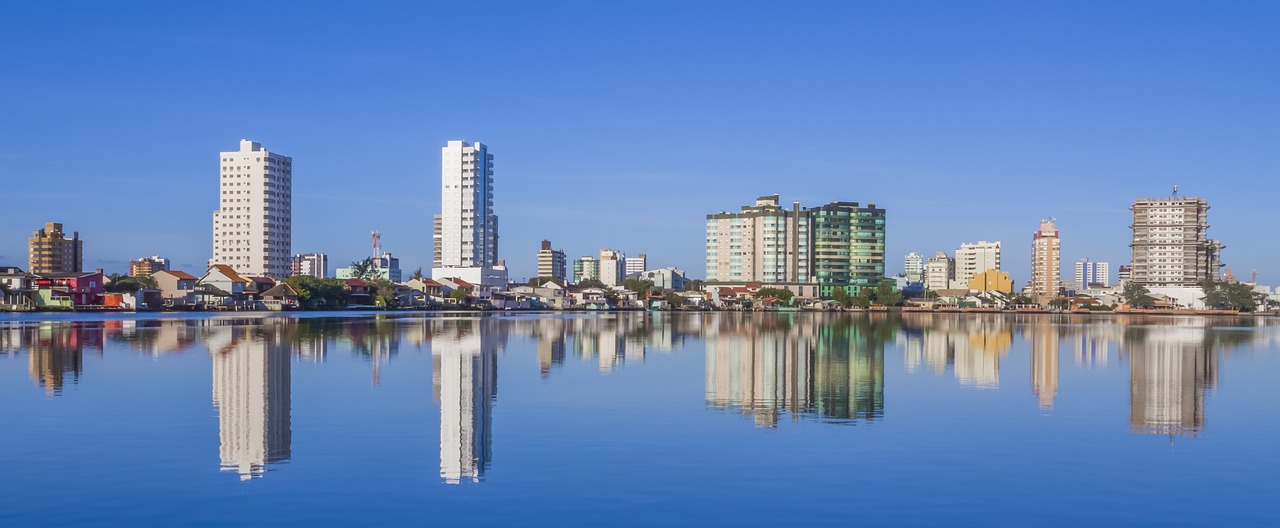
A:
[434,140,497,269]
[536,240,567,281]
[706,195,812,284]
[923,252,955,291]
[290,253,328,278]
[705,195,885,295]
[810,201,886,296]
[955,241,1001,283]
[1030,218,1061,301]
[904,252,924,282]
[211,140,292,278]
[599,249,625,287]
[1129,196,1223,287]
[129,256,170,278]
[1073,258,1110,289]
[28,222,82,275]
[574,256,600,284]
[625,254,647,276]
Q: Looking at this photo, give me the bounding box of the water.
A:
[1,311,1277,526]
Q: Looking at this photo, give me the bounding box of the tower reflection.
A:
[705,313,887,427]
[208,322,292,480]
[1126,326,1218,438]
[27,323,100,396]
[432,318,499,484]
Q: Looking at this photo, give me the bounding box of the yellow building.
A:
[968,268,1013,293]
[28,222,82,275]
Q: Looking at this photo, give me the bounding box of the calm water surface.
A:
[2,312,1277,526]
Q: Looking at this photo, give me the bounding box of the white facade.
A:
[955,241,1001,283]
[211,140,293,278]
[291,253,328,278]
[904,252,924,282]
[625,254,647,276]
[434,140,497,269]
[431,265,509,289]
[599,249,626,286]
[924,252,955,291]
[705,195,812,283]
[1073,258,1110,288]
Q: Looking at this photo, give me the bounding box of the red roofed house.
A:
[153,270,199,306]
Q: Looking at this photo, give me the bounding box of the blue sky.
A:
[2,1,1276,285]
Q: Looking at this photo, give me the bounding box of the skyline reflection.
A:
[208,322,292,480]
[0,312,1274,484]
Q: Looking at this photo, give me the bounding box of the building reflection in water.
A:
[2,311,1267,487]
[432,318,499,484]
[26,323,101,395]
[900,315,1011,389]
[208,321,292,480]
[705,314,886,427]
[1125,325,1219,438]
[1029,318,1059,411]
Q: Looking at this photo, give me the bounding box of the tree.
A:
[753,287,794,304]
[411,268,424,281]
[347,258,378,280]
[875,280,902,306]
[367,278,398,308]
[664,292,686,310]
[1122,282,1153,308]
[1010,294,1033,306]
[852,287,875,308]
[576,278,606,289]
[104,274,156,293]
[1048,297,1072,311]
[449,288,469,302]
[831,287,853,307]
[284,276,347,307]
[682,280,705,292]
[1202,278,1262,311]
[622,278,655,294]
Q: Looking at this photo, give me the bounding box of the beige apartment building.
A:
[28,222,82,275]
[1030,218,1061,302]
[1129,196,1223,287]
[705,195,811,283]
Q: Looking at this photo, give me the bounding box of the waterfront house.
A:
[261,283,300,310]
[152,270,199,307]
[33,270,105,307]
[199,265,251,299]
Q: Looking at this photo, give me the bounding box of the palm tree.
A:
[348,258,377,280]
[411,267,424,281]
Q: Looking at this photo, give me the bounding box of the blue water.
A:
[1,311,1276,526]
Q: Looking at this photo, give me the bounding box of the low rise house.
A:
[199,265,251,299]
[152,270,199,306]
[261,283,300,311]
[34,270,105,307]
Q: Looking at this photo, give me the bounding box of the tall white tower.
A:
[211,140,292,278]
[434,140,497,268]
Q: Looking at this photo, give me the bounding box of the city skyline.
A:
[2,3,1277,285]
